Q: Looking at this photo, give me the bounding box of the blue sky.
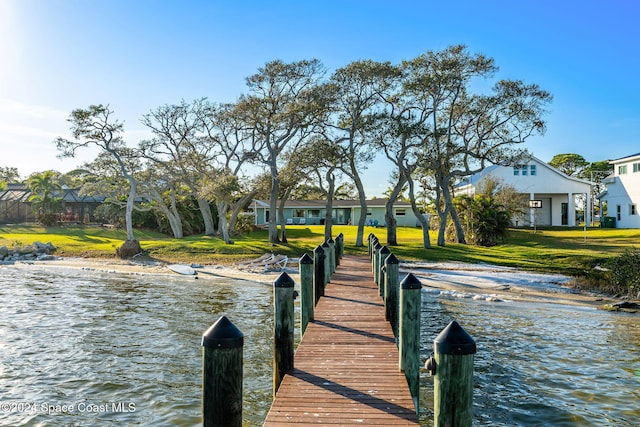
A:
[1,0,638,196]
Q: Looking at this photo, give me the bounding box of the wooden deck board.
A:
[263,255,419,426]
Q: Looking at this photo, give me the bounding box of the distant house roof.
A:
[0,184,106,203]
[252,198,411,208]
[456,155,594,190]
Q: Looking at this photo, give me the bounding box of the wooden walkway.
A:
[263,255,419,426]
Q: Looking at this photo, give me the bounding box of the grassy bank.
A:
[0,224,635,274]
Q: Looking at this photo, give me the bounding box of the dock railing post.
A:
[313,245,325,304]
[335,233,344,266]
[378,246,390,297]
[367,233,374,259]
[399,272,422,412]
[202,316,243,427]
[273,272,295,396]
[428,320,476,427]
[299,253,314,334]
[327,238,336,275]
[322,241,331,285]
[373,242,382,283]
[384,253,400,337]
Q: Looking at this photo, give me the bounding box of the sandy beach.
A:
[2,256,627,309]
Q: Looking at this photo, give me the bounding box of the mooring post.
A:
[429,320,476,426]
[327,238,336,275]
[322,241,331,285]
[273,272,295,396]
[367,233,374,259]
[299,253,314,334]
[378,246,390,297]
[384,253,400,337]
[202,316,243,427]
[399,272,422,411]
[313,245,325,304]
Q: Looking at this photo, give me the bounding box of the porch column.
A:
[529,192,535,227]
[568,192,575,226]
[585,191,591,227]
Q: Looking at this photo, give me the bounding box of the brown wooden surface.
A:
[263,255,419,426]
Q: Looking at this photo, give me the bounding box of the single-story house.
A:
[250,199,420,227]
[598,152,640,228]
[455,155,594,227]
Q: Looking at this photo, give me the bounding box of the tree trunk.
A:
[440,177,466,244]
[278,187,292,244]
[197,198,216,236]
[149,187,183,238]
[216,201,232,244]
[385,174,406,246]
[269,176,280,244]
[405,174,431,249]
[350,171,368,247]
[323,172,336,242]
[124,175,136,242]
[229,190,259,234]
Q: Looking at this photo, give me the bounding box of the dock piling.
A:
[432,320,476,427]
[399,272,422,411]
[273,272,295,395]
[202,316,243,427]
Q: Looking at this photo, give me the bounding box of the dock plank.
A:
[263,255,419,426]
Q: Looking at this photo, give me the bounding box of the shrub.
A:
[605,247,640,297]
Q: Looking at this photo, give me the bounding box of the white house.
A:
[598,153,640,228]
[251,199,419,227]
[456,156,594,227]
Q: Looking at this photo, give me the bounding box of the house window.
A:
[294,209,305,218]
[522,165,528,176]
[630,205,637,216]
[530,165,537,176]
[308,209,320,217]
[617,205,621,221]
[513,166,520,176]
[395,209,406,216]
[619,165,628,175]
[366,209,372,216]
[634,163,640,173]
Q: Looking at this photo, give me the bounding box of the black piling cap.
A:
[299,253,313,264]
[434,320,477,355]
[314,245,324,254]
[386,253,400,265]
[400,272,422,289]
[327,238,335,244]
[274,272,295,288]
[380,245,390,255]
[337,233,344,238]
[202,315,244,349]
[374,241,382,250]
[321,241,330,248]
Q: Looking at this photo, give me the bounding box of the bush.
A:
[605,247,640,297]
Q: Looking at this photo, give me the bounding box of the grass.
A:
[0,224,635,274]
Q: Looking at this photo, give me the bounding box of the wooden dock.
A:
[263,254,419,426]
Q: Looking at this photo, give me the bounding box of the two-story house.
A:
[599,153,640,228]
[456,155,594,227]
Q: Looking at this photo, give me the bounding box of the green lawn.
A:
[0,224,635,278]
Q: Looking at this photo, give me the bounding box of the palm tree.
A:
[27,171,64,221]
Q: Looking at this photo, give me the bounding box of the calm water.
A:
[0,265,639,426]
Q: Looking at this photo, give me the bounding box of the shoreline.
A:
[2,256,633,310]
